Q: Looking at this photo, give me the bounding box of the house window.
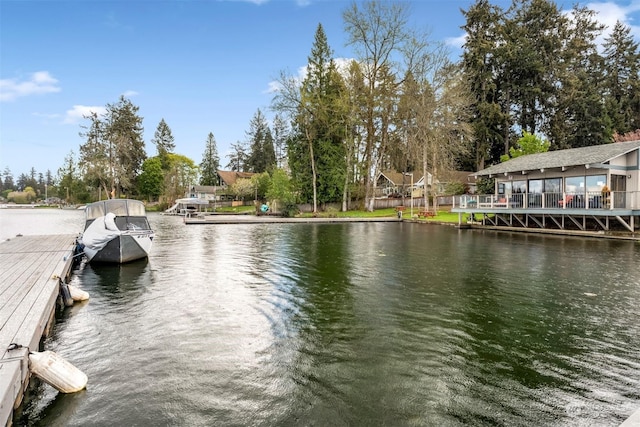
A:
[544,178,562,207]
[528,179,544,207]
[512,181,526,193]
[565,176,585,194]
[498,182,507,194]
[544,178,561,193]
[529,179,543,193]
[586,175,606,192]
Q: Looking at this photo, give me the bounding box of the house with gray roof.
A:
[451,140,640,236]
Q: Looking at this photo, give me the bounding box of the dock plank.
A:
[0,252,49,327]
[0,235,76,427]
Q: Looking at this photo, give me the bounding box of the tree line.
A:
[2,0,638,211]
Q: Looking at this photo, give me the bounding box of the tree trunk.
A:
[432,149,439,212]
[342,136,350,212]
[305,127,318,213]
[422,144,429,212]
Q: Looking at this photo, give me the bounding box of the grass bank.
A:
[297,208,461,223]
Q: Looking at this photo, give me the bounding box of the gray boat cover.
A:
[81,212,122,252]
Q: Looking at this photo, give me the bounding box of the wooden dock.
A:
[0,234,77,427]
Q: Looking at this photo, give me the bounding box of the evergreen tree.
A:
[28,167,37,189]
[45,170,54,187]
[79,111,110,197]
[300,24,347,206]
[105,96,146,195]
[603,20,640,135]
[550,5,608,148]
[151,118,175,169]
[79,96,145,198]
[501,0,565,138]
[461,0,508,169]
[56,150,83,203]
[200,132,220,185]
[226,141,247,172]
[245,109,276,173]
[3,168,14,191]
[16,174,28,191]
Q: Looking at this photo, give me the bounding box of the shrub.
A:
[281,201,299,218]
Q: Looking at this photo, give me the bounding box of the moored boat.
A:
[79,199,154,264]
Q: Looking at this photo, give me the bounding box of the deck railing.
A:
[455,191,640,210]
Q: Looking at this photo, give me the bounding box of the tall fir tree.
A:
[291,23,347,208]
[152,118,176,169]
[200,132,220,185]
[603,20,640,135]
[80,97,145,197]
[226,141,247,172]
[549,5,608,148]
[461,0,508,169]
[245,109,276,173]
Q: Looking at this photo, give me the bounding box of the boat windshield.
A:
[85,203,105,220]
[85,199,146,220]
[126,200,146,216]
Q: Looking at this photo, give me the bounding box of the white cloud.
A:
[585,1,640,38]
[266,80,282,94]
[122,90,139,97]
[446,33,467,50]
[0,71,61,102]
[63,105,107,124]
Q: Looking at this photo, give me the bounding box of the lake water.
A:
[2,209,640,426]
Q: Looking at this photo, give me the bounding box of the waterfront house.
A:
[377,170,476,199]
[452,140,640,234]
[188,185,218,201]
[184,170,257,203]
[216,170,256,199]
[376,171,427,198]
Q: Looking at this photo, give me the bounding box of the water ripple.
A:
[14,217,640,427]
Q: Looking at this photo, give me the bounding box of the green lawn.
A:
[297,207,462,223]
[214,205,255,214]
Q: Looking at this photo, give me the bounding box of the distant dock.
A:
[0,234,77,426]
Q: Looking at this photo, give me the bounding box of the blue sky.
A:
[1,0,639,179]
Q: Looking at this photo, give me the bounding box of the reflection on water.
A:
[12,213,640,426]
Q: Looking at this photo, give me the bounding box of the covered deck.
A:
[451,141,640,235]
[452,192,640,233]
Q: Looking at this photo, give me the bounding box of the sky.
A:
[1,0,639,180]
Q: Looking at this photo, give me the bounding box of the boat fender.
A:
[68,284,90,302]
[74,240,85,257]
[59,282,74,307]
[28,350,88,393]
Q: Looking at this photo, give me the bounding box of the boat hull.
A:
[83,231,154,264]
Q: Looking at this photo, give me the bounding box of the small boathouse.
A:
[451,140,640,236]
